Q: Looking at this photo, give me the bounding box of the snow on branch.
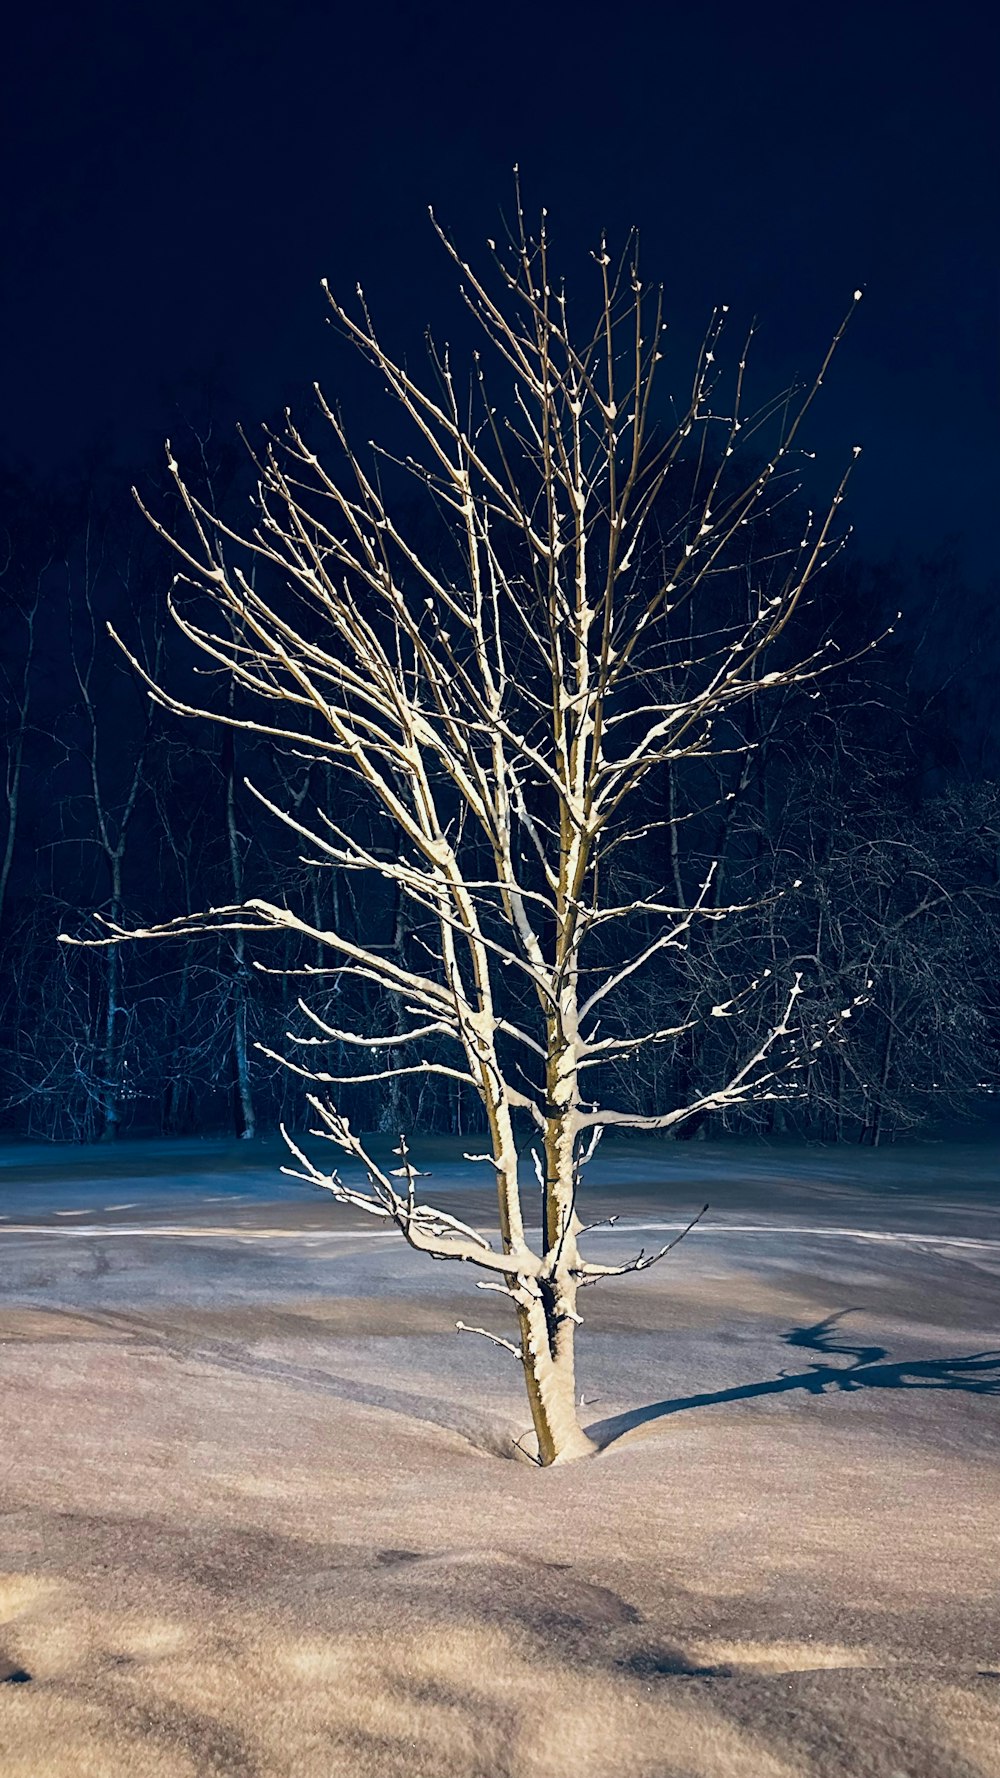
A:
[577,1202,710,1285]
[282,1110,543,1277]
[581,974,806,1131]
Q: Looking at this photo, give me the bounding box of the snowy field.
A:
[1,1133,998,1777]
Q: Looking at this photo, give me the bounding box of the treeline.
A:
[1,456,997,1144]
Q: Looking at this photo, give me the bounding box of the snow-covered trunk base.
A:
[516,1281,597,1467]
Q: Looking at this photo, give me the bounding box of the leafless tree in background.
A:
[71,199,874,1461]
[0,560,39,928]
[68,542,163,1141]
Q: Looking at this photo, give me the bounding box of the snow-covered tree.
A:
[73,197,866,1463]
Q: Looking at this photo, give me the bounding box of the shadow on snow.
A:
[587,1312,1000,1450]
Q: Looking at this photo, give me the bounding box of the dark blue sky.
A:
[3,0,996,583]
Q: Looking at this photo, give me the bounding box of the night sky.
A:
[3,0,997,584]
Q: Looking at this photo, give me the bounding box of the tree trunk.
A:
[100,858,125,1142]
[868,987,896,1148]
[0,595,36,930]
[376,842,410,1132]
[162,944,192,1135]
[232,985,255,1139]
[516,1279,597,1466]
[518,1059,599,1465]
[101,935,123,1141]
[223,723,256,1139]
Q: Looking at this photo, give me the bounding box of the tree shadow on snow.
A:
[587,1312,1000,1450]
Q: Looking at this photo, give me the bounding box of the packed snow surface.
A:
[1,1132,998,1776]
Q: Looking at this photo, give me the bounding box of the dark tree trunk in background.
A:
[222,721,256,1140]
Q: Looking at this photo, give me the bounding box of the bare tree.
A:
[68,541,162,1141]
[73,200,867,1463]
[0,563,39,928]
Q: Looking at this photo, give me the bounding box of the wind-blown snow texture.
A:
[1,1134,998,1776]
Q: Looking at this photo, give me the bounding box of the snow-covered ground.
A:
[2,1126,999,1230]
[1,1134,998,1776]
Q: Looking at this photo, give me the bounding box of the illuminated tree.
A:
[73,197,864,1463]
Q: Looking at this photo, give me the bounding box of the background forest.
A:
[2,436,997,1149]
